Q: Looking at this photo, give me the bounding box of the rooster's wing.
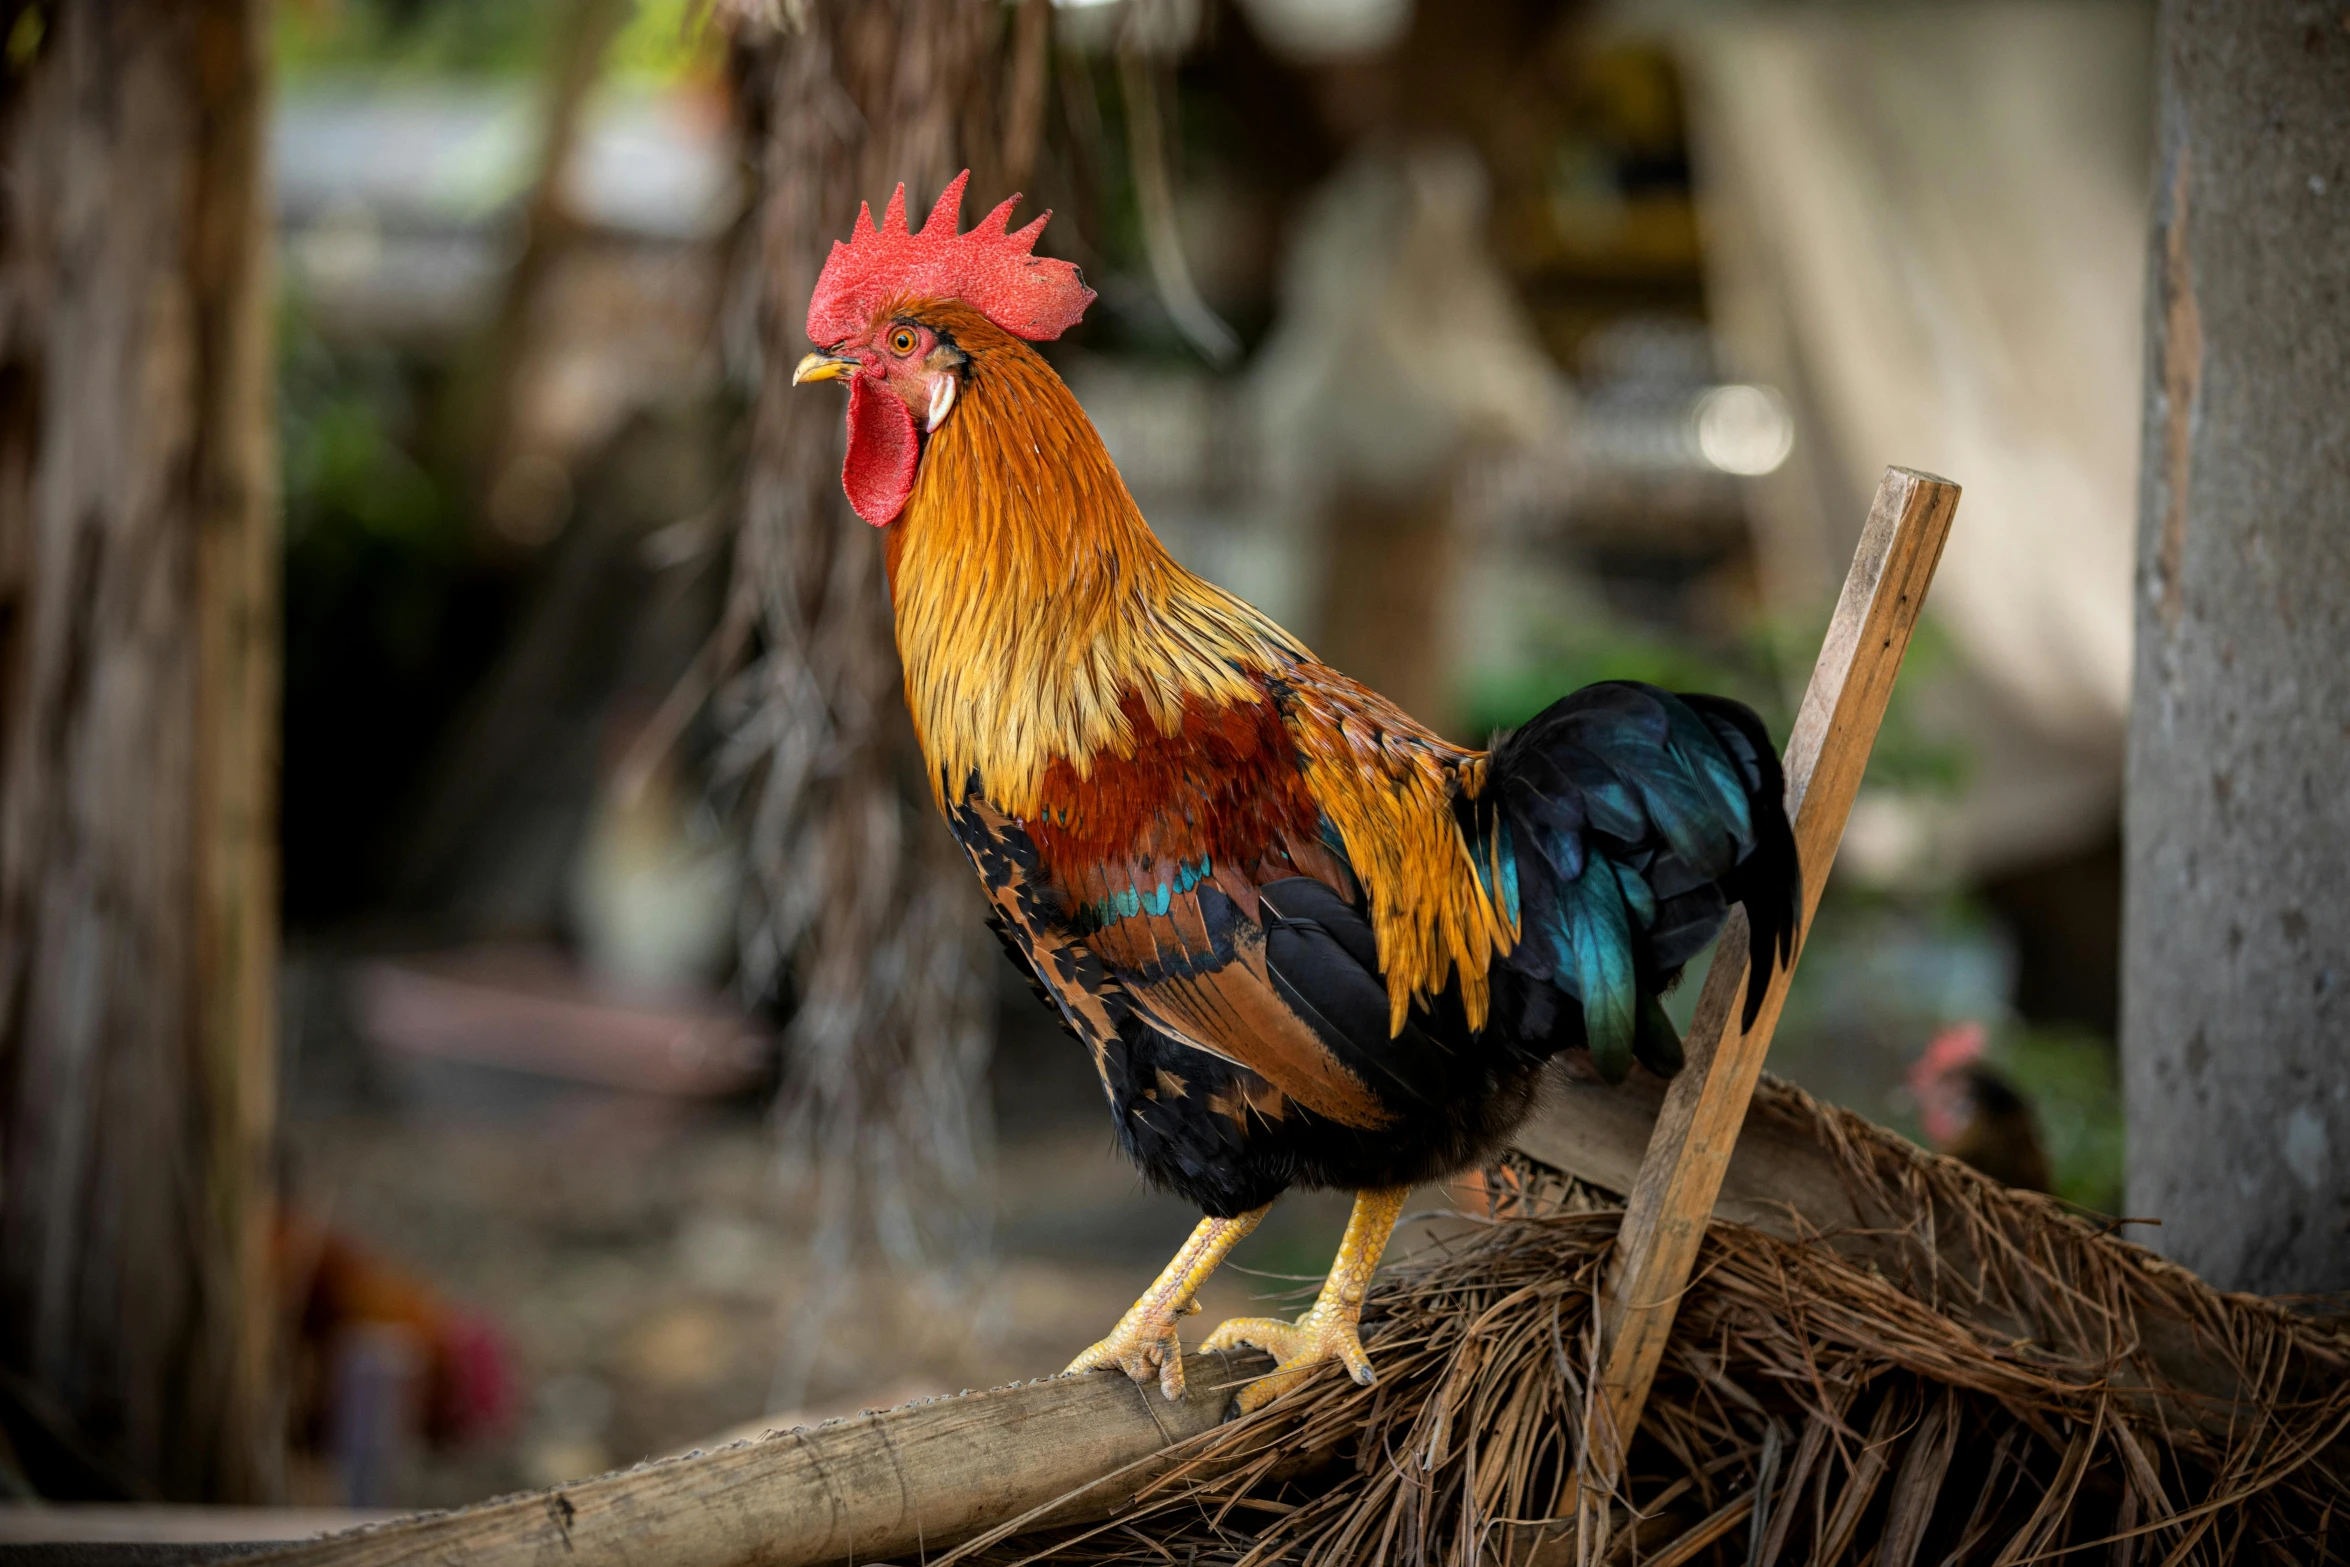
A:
[950,793,1504,1132]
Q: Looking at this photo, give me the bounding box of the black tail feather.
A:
[1676,692,1801,1028]
[1477,681,1801,1079]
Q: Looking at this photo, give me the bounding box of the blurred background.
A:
[1,0,2150,1515]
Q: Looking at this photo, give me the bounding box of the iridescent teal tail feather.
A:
[1467,682,1800,1081]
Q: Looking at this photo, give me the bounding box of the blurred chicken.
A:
[275,1211,517,1453]
[1908,1022,2051,1193]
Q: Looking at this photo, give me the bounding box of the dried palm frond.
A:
[946,1083,2350,1566]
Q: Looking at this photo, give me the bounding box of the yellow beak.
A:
[792,351,856,385]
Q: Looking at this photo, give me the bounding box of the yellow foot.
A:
[1064,1298,1193,1400]
[1200,1303,1378,1413]
[1202,1185,1409,1414]
[1063,1207,1267,1401]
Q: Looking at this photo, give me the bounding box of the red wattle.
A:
[842,376,919,526]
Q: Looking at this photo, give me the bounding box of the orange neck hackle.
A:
[883,301,1302,816]
[879,301,1515,1034]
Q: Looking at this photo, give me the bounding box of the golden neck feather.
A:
[882,305,1303,815]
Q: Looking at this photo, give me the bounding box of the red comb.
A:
[806,172,1094,346]
[1913,1020,1989,1083]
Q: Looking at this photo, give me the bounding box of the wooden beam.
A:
[1516,1067,1868,1248]
[247,1351,1271,1567]
[1583,466,1961,1476]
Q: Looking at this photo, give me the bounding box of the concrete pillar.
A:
[2123,2,2350,1293]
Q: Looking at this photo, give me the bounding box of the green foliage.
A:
[6,4,44,73]
[1462,621,1770,743]
[278,0,567,80]
[604,0,720,85]
[277,0,714,85]
[279,299,471,679]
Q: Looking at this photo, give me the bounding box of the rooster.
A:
[1908,1022,2052,1193]
[790,176,1799,1412]
[274,1211,517,1454]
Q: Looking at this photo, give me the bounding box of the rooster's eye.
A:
[889,327,918,356]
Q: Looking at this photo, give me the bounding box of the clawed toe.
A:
[1067,1209,1271,1402]
[1201,1309,1377,1413]
[1199,1314,1303,1361]
[1065,1308,1190,1400]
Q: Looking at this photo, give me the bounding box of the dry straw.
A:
[946,1080,2350,1567]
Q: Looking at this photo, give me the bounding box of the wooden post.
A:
[1584,466,1960,1481]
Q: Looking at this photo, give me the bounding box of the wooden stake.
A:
[1584,466,1961,1481]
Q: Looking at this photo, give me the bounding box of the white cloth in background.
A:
[1679,1,2151,877]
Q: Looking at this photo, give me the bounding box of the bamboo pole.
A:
[1581,466,1961,1480]
[249,1352,1271,1567]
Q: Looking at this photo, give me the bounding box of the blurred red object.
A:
[355,944,771,1098]
[274,1211,518,1456]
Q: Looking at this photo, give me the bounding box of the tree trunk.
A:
[2123,2,2350,1295]
[452,0,628,551]
[723,1,1016,1402]
[0,0,280,1499]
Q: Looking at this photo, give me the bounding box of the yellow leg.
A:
[1202,1186,1408,1413]
[1064,1204,1269,1401]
